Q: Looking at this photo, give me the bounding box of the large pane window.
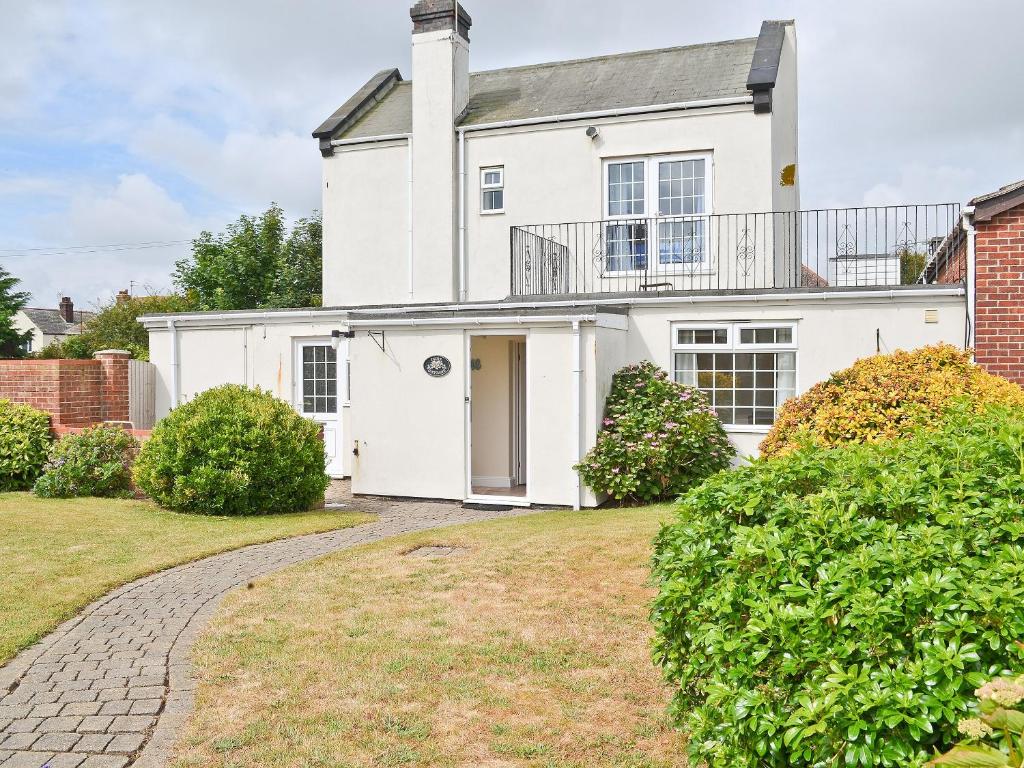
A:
[672,323,796,427]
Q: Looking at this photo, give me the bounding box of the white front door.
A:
[295,340,345,478]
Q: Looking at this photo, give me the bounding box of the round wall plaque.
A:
[423,355,452,377]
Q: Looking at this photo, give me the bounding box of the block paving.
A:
[0,484,532,767]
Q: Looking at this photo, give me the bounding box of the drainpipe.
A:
[571,320,582,511]
[408,136,415,301]
[962,206,977,354]
[167,318,179,408]
[457,128,467,302]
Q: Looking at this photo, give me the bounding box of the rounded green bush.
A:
[575,361,734,503]
[133,384,329,515]
[651,405,1024,767]
[33,425,139,498]
[0,399,52,491]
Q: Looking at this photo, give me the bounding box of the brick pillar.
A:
[94,349,131,423]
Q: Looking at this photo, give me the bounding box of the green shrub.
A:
[575,361,734,503]
[926,667,1024,766]
[652,405,1024,768]
[761,344,1024,457]
[133,384,328,515]
[33,425,139,498]
[0,399,52,491]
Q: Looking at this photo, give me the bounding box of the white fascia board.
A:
[346,314,598,329]
[138,308,350,331]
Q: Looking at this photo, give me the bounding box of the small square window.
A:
[481,167,504,213]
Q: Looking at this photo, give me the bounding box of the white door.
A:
[295,341,345,478]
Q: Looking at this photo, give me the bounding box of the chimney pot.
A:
[410,0,472,41]
[58,296,74,323]
[116,289,131,304]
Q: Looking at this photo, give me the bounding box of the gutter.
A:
[962,205,977,352]
[329,132,411,148]
[138,287,966,329]
[345,314,597,328]
[453,96,754,136]
[344,286,967,316]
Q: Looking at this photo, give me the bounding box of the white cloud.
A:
[14,174,208,306]
[128,116,320,214]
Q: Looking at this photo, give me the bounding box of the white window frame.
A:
[602,152,714,276]
[480,166,504,214]
[670,321,797,432]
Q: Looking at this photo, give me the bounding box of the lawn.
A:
[172,505,685,768]
[0,493,371,665]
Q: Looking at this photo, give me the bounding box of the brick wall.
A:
[974,206,1024,384]
[0,350,132,429]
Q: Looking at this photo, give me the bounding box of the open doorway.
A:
[468,333,527,502]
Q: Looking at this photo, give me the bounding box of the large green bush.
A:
[575,361,734,503]
[652,405,1024,767]
[33,425,139,498]
[0,399,51,491]
[133,384,328,515]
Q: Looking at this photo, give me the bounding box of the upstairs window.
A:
[603,154,712,272]
[672,322,796,428]
[481,167,504,213]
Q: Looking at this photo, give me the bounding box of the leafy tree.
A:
[0,263,31,358]
[174,204,322,310]
[37,294,190,361]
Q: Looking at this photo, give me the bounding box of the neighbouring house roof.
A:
[971,178,1024,222]
[19,307,94,337]
[801,264,829,287]
[315,21,792,145]
[922,179,1024,282]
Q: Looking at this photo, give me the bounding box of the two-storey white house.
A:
[142,1,968,509]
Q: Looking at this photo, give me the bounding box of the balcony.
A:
[509,204,963,297]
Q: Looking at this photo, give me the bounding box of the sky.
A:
[1,0,1022,309]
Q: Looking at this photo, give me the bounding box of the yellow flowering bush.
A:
[760,344,1024,457]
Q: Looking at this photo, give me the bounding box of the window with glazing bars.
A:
[301,345,338,414]
[671,324,796,426]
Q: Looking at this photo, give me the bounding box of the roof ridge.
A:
[468,36,758,78]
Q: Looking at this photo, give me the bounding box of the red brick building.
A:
[925,179,1024,385]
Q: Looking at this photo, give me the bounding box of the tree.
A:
[0,263,31,358]
[173,204,322,310]
[37,294,190,361]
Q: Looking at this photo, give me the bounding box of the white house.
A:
[141,1,967,509]
[14,297,94,353]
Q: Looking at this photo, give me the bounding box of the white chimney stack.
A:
[409,0,471,302]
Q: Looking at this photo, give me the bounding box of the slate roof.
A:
[321,34,764,142]
[20,307,94,337]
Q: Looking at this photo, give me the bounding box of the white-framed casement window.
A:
[603,153,712,273]
[671,321,796,429]
[481,166,504,213]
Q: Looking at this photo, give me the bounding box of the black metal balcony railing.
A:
[509,204,963,296]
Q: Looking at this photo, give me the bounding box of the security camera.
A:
[585,125,599,139]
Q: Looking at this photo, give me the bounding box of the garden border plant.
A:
[652,404,1024,767]
[575,360,734,503]
[133,384,329,515]
[0,399,51,491]
[34,424,139,498]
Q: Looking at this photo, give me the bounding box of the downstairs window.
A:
[671,322,796,428]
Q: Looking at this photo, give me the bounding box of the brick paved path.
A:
[0,487,531,768]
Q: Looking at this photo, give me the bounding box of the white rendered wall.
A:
[464,105,775,301]
[321,142,409,307]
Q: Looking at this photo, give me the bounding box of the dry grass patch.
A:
[0,493,371,664]
[173,506,685,768]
